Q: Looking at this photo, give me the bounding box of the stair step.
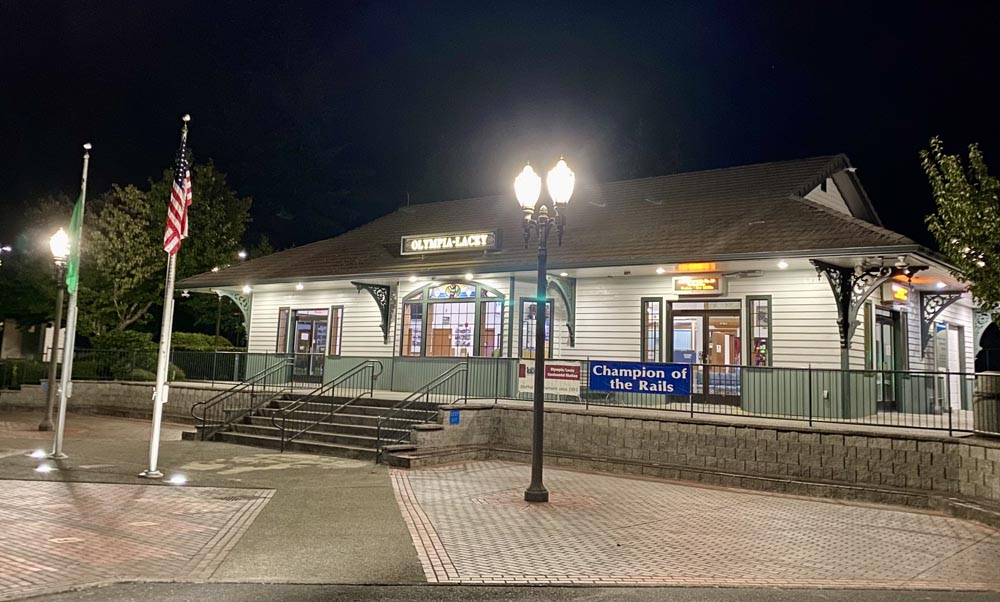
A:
[214,431,377,460]
[280,395,438,411]
[230,423,404,448]
[246,415,410,438]
[260,404,438,421]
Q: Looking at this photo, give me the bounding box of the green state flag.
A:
[65,192,84,294]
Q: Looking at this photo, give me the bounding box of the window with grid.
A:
[401,303,423,356]
[479,301,504,357]
[328,307,343,356]
[747,297,771,366]
[520,299,553,359]
[426,302,475,357]
[641,298,661,362]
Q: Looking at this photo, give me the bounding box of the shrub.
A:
[127,368,157,381]
[171,332,235,351]
[90,330,156,351]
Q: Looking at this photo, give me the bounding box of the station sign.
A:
[400,231,499,255]
[518,360,581,397]
[589,361,691,395]
[672,275,725,295]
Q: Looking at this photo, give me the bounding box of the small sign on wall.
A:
[517,360,582,397]
[449,409,460,425]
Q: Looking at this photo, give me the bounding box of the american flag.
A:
[162,136,193,255]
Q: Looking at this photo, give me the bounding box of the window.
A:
[399,282,505,357]
[519,298,553,359]
[641,298,662,362]
[479,301,504,357]
[328,306,343,356]
[427,301,476,356]
[401,303,423,356]
[276,307,290,353]
[746,296,771,366]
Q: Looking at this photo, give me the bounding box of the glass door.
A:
[291,309,329,383]
[670,302,741,405]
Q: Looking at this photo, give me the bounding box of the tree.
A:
[77,161,251,336]
[0,194,75,327]
[922,137,1000,315]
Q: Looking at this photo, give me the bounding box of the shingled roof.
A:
[179,154,916,288]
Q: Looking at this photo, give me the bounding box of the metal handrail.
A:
[272,360,383,451]
[375,361,468,463]
[191,357,294,440]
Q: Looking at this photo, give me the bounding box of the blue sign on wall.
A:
[589,361,691,396]
[449,409,460,425]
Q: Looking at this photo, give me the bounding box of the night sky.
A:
[2,1,999,251]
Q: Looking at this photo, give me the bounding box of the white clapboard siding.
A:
[804,179,851,215]
[247,285,396,356]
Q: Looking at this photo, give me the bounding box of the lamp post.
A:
[515,158,575,503]
[41,229,70,431]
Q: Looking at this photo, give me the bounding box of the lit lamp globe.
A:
[546,158,575,206]
[514,163,542,210]
[50,228,70,265]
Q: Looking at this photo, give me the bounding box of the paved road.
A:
[25,583,1000,602]
[394,461,1000,590]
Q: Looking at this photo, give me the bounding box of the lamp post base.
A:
[47,452,68,460]
[138,470,163,479]
[524,486,549,503]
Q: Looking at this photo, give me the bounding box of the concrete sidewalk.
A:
[0,410,424,600]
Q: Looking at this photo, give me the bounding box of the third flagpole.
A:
[140,114,191,479]
[50,142,91,459]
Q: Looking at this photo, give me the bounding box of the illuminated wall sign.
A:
[884,282,910,304]
[400,231,499,255]
[677,262,717,273]
[673,275,726,295]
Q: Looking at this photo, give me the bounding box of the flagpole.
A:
[50,142,91,459]
[140,115,189,479]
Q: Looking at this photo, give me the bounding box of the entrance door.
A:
[670,302,741,405]
[874,311,897,411]
[291,309,329,383]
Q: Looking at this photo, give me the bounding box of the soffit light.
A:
[408,275,417,283]
[546,158,575,206]
[777,259,789,270]
[936,281,947,289]
[464,273,474,281]
[295,283,304,291]
[655,267,666,275]
[559,272,568,277]
[242,284,252,294]
[514,163,542,209]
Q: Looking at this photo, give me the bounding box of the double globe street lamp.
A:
[41,228,70,431]
[514,158,575,503]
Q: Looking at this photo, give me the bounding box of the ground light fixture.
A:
[30,449,47,459]
[35,464,54,473]
[167,474,188,485]
[514,158,575,504]
[777,259,789,270]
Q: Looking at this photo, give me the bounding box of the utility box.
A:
[973,372,1000,436]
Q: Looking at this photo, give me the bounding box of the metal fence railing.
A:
[4,350,999,438]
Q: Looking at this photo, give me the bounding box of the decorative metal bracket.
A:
[214,289,252,333]
[919,291,964,354]
[546,274,577,347]
[810,260,926,349]
[974,309,995,353]
[352,281,395,344]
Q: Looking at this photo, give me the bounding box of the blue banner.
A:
[589,361,691,395]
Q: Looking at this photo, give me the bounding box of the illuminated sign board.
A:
[884,282,910,304]
[673,275,725,295]
[677,262,717,273]
[400,231,499,255]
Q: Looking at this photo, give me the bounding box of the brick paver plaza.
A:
[392,461,1000,589]
[0,479,271,601]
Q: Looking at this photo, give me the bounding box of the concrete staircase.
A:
[184,393,439,461]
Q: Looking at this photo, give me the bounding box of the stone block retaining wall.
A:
[405,403,1000,513]
[0,382,219,422]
